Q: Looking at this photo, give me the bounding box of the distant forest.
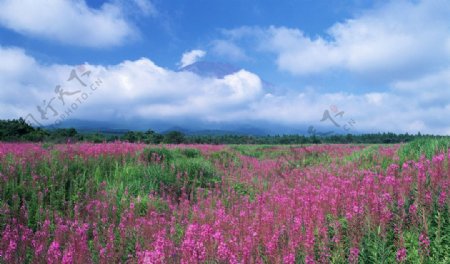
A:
[0,118,445,144]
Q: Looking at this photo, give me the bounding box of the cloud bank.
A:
[0,0,154,47]
[1,44,450,134]
[219,0,450,82]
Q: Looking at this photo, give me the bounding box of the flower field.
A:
[0,140,449,263]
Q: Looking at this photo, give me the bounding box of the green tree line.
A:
[0,118,446,144]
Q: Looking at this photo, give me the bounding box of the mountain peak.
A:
[179,61,241,78]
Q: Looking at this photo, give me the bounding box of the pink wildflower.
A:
[396,247,407,262]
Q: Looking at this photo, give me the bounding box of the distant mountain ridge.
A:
[48,119,272,136]
[46,117,342,136]
[179,61,241,78]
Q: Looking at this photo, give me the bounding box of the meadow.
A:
[0,139,449,263]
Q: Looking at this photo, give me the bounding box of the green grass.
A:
[343,145,394,170]
[397,137,450,165]
[1,147,221,227]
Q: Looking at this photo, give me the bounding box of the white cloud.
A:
[223,0,450,81]
[393,69,450,92]
[0,46,36,79]
[392,68,450,107]
[132,0,157,16]
[1,45,450,134]
[0,0,139,47]
[247,91,450,134]
[179,50,206,68]
[364,93,385,106]
[0,46,263,125]
[211,40,248,61]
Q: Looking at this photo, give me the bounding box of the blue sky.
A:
[0,0,450,134]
